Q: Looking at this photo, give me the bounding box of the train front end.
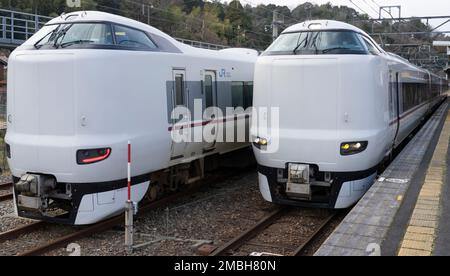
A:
[4,12,171,225]
[252,21,392,209]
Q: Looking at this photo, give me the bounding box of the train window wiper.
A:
[60,40,95,48]
[322,47,355,54]
[34,27,60,49]
[53,24,73,49]
[311,32,321,54]
[293,34,309,54]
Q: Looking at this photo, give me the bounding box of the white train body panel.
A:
[254,55,391,172]
[252,20,447,209]
[6,11,257,225]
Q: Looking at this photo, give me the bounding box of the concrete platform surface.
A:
[315,102,449,256]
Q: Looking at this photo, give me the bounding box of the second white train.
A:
[252,20,447,209]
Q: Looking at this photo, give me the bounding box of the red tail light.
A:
[77,148,111,165]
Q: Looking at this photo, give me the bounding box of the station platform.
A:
[315,100,450,256]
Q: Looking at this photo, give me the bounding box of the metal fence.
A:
[175,37,228,50]
[1,78,5,130]
[0,9,53,47]
[1,8,229,51]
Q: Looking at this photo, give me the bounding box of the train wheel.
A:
[146,183,161,202]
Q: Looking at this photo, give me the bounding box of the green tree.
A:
[183,0,203,14]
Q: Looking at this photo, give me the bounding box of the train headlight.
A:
[254,137,268,145]
[77,148,112,165]
[340,142,368,156]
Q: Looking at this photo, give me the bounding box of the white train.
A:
[6,11,257,225]
[252,20,447,209]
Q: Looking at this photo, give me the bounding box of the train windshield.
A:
[33,23,157,50]
[34,23,114,49]
[264,30,368,56]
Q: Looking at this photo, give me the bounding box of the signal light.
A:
[77,148,111,165]
[340,142,368,156]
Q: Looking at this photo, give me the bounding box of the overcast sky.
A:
[235,0,450,31]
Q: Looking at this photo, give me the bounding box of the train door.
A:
[171,69,188,160]
[392,72,401,148]
[203,70,218,152]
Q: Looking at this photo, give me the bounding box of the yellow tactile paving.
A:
[398,248,432,256]
[406,226,436,235]
[412,208,439,217]
[403,232,435,243]
[410,213,439,222]
[401,240,434,252]
[415,203,439,211]
[398,111,450,256]
[408,219,438,229]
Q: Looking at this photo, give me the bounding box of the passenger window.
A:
[175,75,185,106]
[360,36,381,55]
[205,75,214,109]
[232,82,244,108]
[114,25,157,49]
[244,82,254,109]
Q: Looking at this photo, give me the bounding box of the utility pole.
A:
[202,20,205,40]
[433,41,450,68]
[379,5,401,20]
[272,11,284,41]
[304,3,313,21]
[379,6,401,33]
[237,25,241,46]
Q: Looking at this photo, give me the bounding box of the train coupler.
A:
[15,174,57,211]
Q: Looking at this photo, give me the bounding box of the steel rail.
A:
[293,213,338,256]
[15,169,250,256]
[210,208,287,256]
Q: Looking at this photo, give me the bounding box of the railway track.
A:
[0,182,13,202]
[0,182,13,190]
[0,193,13,202]
[210,208,339,256]
[0,169,251,256]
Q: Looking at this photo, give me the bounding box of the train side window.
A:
[205,75,214,109]
[114,25,157,49]
[360,35,381,55]
[403,83,413,111]
[175,74,185,106]
[232,82,244,108]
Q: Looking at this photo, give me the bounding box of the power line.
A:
[360,0,380,17]
[124,0,273,38]
[370,0,381,8]
[347,0,372,18]
[239,0,298,25]
[98,1,272,47]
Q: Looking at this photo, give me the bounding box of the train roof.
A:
[283,20,448,80]
[386,52,446,80]
[283,20,370,36]
[45,11,257,62]
[47,11,174,43]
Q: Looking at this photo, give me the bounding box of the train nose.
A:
[7,52,76,175]
[254,57,339,168]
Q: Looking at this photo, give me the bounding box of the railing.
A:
[175,37,228,50]
[0,9,53,46]
[0,8,229,51]
[0,79,6,131]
